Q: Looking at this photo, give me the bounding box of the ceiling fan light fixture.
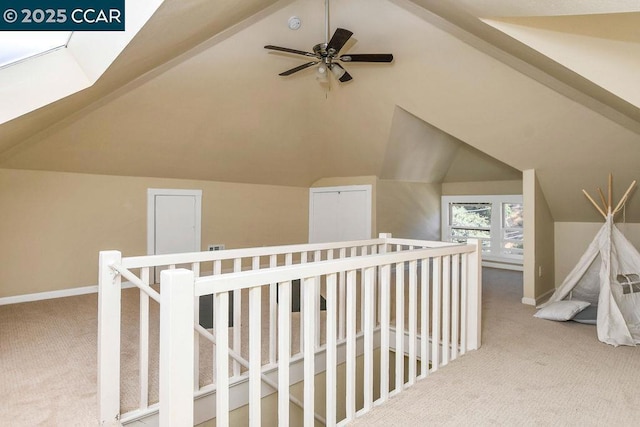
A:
[316,62,328,82]
[330,64,345,79]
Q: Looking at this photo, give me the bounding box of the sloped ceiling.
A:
[1,0,640,222]
[381,106,520,183]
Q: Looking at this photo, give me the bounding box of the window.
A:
[0,32,72,69]
[449,202,492,249]
[502,202,523,257]
[442,195,524,264]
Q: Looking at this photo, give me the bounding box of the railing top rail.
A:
[194,243,476,296]
[120,238,386,269]
[385,237,456,248]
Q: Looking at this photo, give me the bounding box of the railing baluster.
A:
[395,260,404,394]
[379,263,391,402]
[451,254,460,361]
[278,280,291,427]
[460,254,468,355]
[249,285,262,427]
[215,291,229,427]
[314,250,322,348]
[363,267,375,411]
[190,263,200,393]
[303,276,317,427]
[420,258,430,378]
[269,254,278,365]
[442,255,451,366]
[140,267,150,408]
[432,256,441,372]
[233,258,242,377]
[213,259,223,386]
[360,246,368,333]
[370,245,378,326]
[326,272,338,427]
[338,248,347,340]
[300,252,307,356]
[408,259,417,385]
[345,270,357,422]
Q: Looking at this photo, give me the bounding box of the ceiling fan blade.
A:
[329,63,353,82]
[340,53,394,63]
[279,61,319,76]
[327,28,353,54]
[265,45,317,58]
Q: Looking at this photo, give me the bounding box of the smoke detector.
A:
[288,16,302,30]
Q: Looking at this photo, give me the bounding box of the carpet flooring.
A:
[350,268,640,426]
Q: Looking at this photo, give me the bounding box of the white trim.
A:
[0,1,164,125]
[521,287,555,306]
[309,185,373,243]
[147,188,203,257]
[0,285,98,306]
[0,281,136,306]
[482,261,524,272]
[441,194,523,264]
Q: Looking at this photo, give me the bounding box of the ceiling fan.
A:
[264,1,393,83]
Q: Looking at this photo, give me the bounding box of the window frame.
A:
[441,194,524,265]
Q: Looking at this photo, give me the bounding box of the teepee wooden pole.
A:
[613,180,637,214]
[583,189,607,219]
[608,174,613,214]
[597,188,608,213]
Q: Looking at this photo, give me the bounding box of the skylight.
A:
[0,31,72,69]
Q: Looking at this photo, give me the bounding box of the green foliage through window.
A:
[451,203,491,228]
[443,196,524,261]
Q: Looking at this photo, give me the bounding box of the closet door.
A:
[147,189,202,282]
[309,185,372,243]
[154,195,199,256]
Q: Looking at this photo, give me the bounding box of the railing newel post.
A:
[159,269,194,426]
[98,250,122,426]
[466,239,482,351]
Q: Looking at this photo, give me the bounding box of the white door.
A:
[154,195,198,255]
[148,189,202,282]
[309,185,372,243]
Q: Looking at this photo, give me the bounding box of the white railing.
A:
[98,234,481,426]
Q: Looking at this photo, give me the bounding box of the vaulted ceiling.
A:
[1,0,639,222]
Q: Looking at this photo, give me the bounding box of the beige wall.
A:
[523,170,555,304]
[0,168,308,298]
[442,180,522,196]
[376,180,441,240]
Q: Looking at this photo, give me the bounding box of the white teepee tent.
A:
[540,176,640,346]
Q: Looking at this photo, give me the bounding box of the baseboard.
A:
[482,261,523,272]
[0,281,136,306]
[521,287,555,307]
